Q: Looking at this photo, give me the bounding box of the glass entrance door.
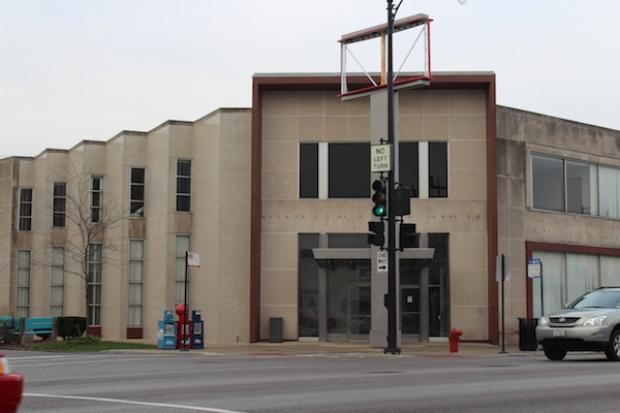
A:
[326,260,371,341]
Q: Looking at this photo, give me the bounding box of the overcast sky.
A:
[1,0,619,158]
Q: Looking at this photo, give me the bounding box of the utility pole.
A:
[385,0,400,354]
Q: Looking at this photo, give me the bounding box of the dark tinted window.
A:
[329,143,370,198]
[176,160,191,212]
[429,142,448,198]
[131,168,145,184]
[177,159,191,176]
[130,168,145,214]
[399,142,419,197]
[299,143,319,198]
[532,155,564,211]
[19,188,32,231]
[53,183,66,227]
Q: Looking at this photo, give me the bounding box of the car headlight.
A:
[583,316,607,326]
[0,357,12,375]
[538,317,548,326]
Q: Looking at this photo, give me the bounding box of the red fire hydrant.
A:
[449,328,463,353]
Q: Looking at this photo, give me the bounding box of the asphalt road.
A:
[6,349,620,413]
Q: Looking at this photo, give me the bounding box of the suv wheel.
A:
[605,329,620,361]
[543,345,567,361]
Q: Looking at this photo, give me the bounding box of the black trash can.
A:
[518,318,538,351]
[269,317,283,343]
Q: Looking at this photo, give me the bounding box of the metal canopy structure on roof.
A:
[339,13,431,45]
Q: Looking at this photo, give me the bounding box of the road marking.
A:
[24,393,248,413]
[8,355,74,360]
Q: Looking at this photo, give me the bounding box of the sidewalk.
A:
[111,341,536,358]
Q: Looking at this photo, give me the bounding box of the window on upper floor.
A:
[176,160,191,212]
[19,188,32,231]
[429,142,448,198]
[532,155,565,212]
[328,143,370,198]
[130,168,145,215]
[299,143,319,198]
[532,154,598,216]
[53,182,66,227]
[399,142,419,197]
[91,176,103,223]
[299,142,432,199]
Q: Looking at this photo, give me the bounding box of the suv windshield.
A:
[567,290,620,309]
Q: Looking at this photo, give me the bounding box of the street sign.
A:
[187,252,201,268]
[371,144,391,172]
[377,250,388,272]
[496,254,510,282]
[528,258,542,278]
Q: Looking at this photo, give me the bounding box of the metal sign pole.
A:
[500,254,506,354]
[385,0,400,355]
[540,262,544,317]
[183,251,189,351]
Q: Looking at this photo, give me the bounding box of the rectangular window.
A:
[128,240,144,326]
[53,182,66,227]
[175,236,190,305]
[428,142,448,198]
[88,244,102,325]
[399,142,419,197]
[566,161,597,215]
[599,166,619,219]
[130,168,145,215]
[91,176,103,223]
[16,251,30,318]
[532,155,565,211]
[50,248,64,317]
[299,143,319,198]
[532,250,618,317]
[19,188,32,231]
[328,143,370,198]
[176,160,191,212]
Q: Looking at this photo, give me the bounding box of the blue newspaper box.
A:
[191,310,204,349]
[157,310,177,349]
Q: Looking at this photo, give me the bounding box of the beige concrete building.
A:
[2,72,620,345]
[0,109,252,343]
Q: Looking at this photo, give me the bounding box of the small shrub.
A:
[0,325,13,344]
[57,317,86,340]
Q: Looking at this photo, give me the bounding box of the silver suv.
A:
[536,287,620,361]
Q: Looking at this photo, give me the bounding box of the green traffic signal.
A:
[371,179,387,217]
[372,203,386,217]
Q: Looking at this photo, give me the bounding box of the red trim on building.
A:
[87,326,101,337]
[126,327,143,339]
[251,73,497,343]
[525,241,620,318]
[486,78,498,344]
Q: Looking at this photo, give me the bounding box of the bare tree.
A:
[37,166,128,333]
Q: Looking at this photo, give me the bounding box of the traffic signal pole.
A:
[385,0,400,354]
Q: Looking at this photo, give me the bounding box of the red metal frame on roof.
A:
[339,13,433,99]
[339,13,431,44]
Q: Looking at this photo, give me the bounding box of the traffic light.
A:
[399,223,417,249]
[371,179,387,217]
[368,221,385,247]
[394,186,412,216]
